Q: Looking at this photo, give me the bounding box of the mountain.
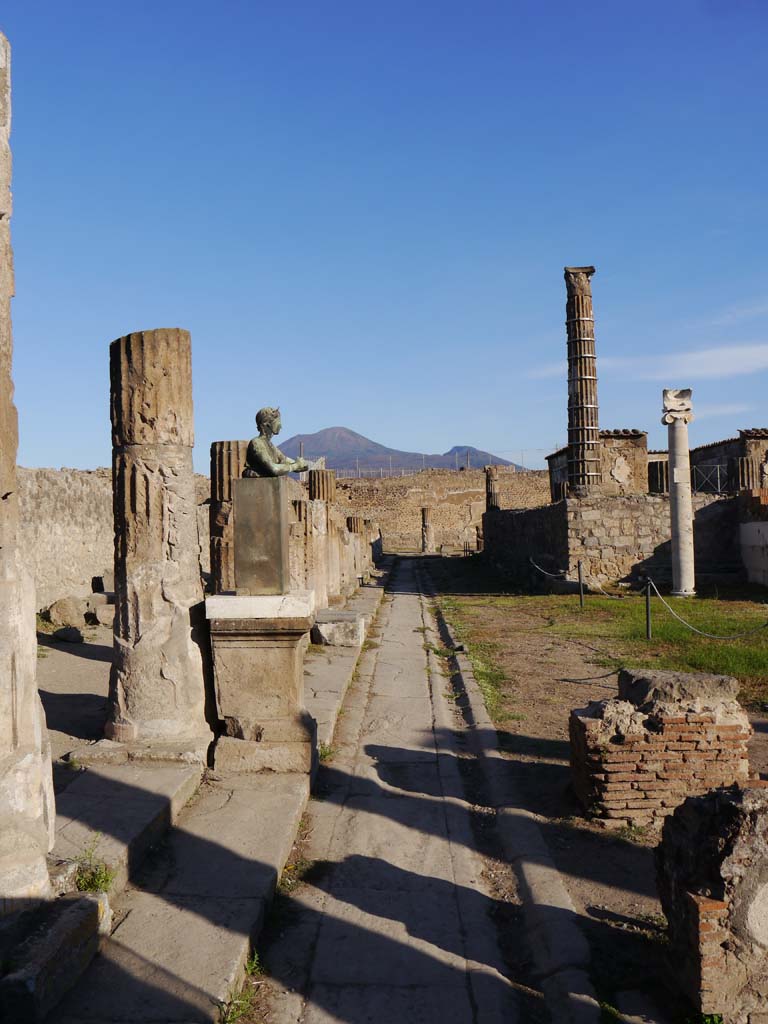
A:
[281,427,516,471]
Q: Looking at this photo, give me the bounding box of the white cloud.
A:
[697,301,768,328]
[695,403,754,421]
[528,343,768,383]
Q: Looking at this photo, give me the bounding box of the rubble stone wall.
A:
[484,492,741,585]
[336,468,549,551]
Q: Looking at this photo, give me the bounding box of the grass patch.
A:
[318,742,335,762]
[75,834,116,893]
[220,983,256,1023]
[442,588,768,709]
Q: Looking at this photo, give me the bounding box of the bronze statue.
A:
[243,407,308,478]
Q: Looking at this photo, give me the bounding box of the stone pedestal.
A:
[662,389,696,596]
[0,34,55,911]
[206,593,316,773]
[209,440,248,593]
[106,328,211,756]
[233,477,291,595]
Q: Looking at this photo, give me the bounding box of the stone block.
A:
[0,893,111,1022]
[618,668,740,709]
[46,596,85,628]
[233,477,291,595]
[311,610,365,648]
[213,735,315,773]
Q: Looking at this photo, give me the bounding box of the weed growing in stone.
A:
[318,742,335,762]
[220,983,256,1023]
[75,834,116,893]
[245,951,262,977]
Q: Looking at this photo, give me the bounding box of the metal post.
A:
[645,579,652,640]
[578,560,584,610]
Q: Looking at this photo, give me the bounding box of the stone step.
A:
[52,763,203,895]
[50,773,309,1024]
[0,764,203,1022]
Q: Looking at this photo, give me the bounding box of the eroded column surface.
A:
[107,329,212,753]
[662,388,695,596]
[0,35,55,909]
[308,469,336,503]
[565,266,601,495]
[421,506,435,553]
[210,440,248,593]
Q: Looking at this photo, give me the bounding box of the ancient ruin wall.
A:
[16,468,210,608]
[336,469,549,551]
[484,493,741,585]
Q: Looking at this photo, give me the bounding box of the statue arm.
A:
[246,439,308,477]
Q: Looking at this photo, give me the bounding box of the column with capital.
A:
[564,266,601,495]
[662,389,696,596]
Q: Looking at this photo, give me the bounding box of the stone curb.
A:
[422,563,602,1024]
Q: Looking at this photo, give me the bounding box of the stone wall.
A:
[484,492,742,586]
[335,468,549,552]
[739,489,768,587]
[17,467,211,609]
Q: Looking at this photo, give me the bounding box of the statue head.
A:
[256,406,281,438]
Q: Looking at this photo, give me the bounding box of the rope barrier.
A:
[648,579,768,640]
[529,556,568,579]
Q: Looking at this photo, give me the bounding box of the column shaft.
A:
[565,266,601,494]
[107,329,211,748]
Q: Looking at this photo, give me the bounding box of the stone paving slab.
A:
[310,890,467,985]
[300,984,476,1024]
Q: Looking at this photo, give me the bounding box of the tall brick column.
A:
[210,440,248,593]
[0,35,55,908]
[107,329,212,754]
[565,266,601,495]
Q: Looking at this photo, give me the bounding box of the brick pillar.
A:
[308,469,336,502]
[485,465,500,511]
[209,440,248,593]
[657,786,768,1019]
[0,35,55,909]
[107,329,212,754]
[565,266,601,495]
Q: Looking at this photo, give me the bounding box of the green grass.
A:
[441,589,768,710]
[318,742,335,762]
[75,834,116,893]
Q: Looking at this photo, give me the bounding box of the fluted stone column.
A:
[308,469,336,503]
[485,465,500,512]
[210,440,248,593]
[347,516,365,534]
[421,507,435,553]
[565,266,601,495]
[107,329,212,754]
[662,389,696,596]
[0,35,55,909]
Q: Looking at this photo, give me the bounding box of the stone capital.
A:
[662,388,694,426]
[564,266,596,297]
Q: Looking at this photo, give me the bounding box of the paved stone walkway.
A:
[260,558,517,1024]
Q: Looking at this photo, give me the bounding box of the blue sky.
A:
[1,0,766,471]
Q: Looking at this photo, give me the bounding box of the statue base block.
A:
[206,593,316,775]
[233,477,291,595]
